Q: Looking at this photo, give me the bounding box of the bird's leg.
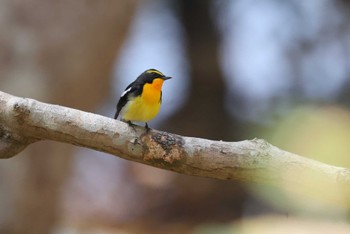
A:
[126,120,136,131]
[145,122,150,132]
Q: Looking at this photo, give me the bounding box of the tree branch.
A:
[1,90,350,207]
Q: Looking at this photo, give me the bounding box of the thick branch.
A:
[1,91,350,207]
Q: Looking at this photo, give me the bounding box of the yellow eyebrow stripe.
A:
[146,69,164,76]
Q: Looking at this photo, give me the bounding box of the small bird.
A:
[114,69,172,130]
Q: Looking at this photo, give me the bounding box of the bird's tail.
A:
[114,110,120,119]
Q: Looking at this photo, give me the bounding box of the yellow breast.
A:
[121,79,164,122]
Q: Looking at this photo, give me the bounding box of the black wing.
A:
[114,96,128,119]
[114,81,143,119]
[114,82,134,119]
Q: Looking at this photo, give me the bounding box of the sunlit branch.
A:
[0,90,349,208]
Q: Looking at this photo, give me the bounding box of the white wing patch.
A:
[121,87,132,97]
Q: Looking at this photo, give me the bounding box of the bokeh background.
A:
[1,0,350,233]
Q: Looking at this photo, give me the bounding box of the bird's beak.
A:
[162,76,172,80]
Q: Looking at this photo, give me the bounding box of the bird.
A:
[114,69,172,130]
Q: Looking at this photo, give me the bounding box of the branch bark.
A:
[1,90,350,207]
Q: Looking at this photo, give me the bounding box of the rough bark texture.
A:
[1,91,350,208]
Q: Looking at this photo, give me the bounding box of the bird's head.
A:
[139,69,172,91]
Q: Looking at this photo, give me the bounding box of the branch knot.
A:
[141,131,185,165]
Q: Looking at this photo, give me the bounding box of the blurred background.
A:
[1,0,350,233]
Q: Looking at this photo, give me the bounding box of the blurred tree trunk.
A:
[160,0,247,222]
[336,0,350,107]
[167,0,233,139]
[128,0,247,224]
[0,1,137,233]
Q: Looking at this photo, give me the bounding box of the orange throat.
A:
[152,78,164,91]
[142,78,164,104]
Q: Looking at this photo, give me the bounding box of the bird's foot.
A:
[145,123,151,133]
[126,120,137,131]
